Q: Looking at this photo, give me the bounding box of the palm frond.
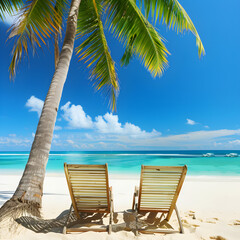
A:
[120,34,136,67]
[8,0,64,78]
[139,0,205,57]
[105,0,169,78]
[76,0,118,111]
[0,0,22,21]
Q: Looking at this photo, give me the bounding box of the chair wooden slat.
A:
[64,163,110,214]
[141,189,177,193]
[68,170,106,173]
[138,165,187,213]
[70,180,107,184]
[71,186,107,190]
[134,165,187,234]
[75,200,108,204]
[71,184,107,187]
[142,187,177,191]
[69,175,106,179]
[141,196,174,200]
[64,163,114,234]
[143,167,183,170]
[76,203,108,207]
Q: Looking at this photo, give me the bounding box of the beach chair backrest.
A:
[138,165,187,219]
[64,163,110,217]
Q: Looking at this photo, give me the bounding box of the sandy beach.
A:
[0,173,240,240]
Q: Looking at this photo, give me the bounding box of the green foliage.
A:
[54,0,68,67]
[0,0,22,21]
[8,0,205,110]
[9,0,65,78]
[138,0,205,57]
[105,0,169,78]
[120,34,137,67]
[76,0,118,111]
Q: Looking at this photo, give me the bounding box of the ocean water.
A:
[0,151,240,176]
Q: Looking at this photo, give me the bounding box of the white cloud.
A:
[23,99,240,150]
[214,142,223,146]
[95,113,122,134]
[53,134,59,139]
[186,118,197,125]
[54,125,62,131]
[52,139,63,146]
[98,141,107,146]
[9,134,16,137]
[85,133,93,139]
[81,143,95,149]
[25,97,62,131]
[37,126,240,150]
[165,129,240,142]
[1,10,18,25]
[66,139,82,149]
[25,99,160,139]
[61,102,93,129]
[26,96,44,117]
[204,125,209,129]
[0,136,31,146]
[95,113,161,138]
[228,140,240,145]
[66,139,74,144]
[122,129,240,148]
[60,104,160,138]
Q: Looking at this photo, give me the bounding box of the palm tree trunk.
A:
[54,32,60,68]
[0,0,81,222]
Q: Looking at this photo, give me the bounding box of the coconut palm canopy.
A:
[8,0,204,111]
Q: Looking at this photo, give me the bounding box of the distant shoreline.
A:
[1,151,240,176]
[1,171,240,180]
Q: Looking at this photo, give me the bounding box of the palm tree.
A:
[0,0,204,226]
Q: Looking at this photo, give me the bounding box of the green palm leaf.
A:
[54,0,67,68]
[8,0,65,78]
[76,0,118,111]
[0,0,22,21]
[105,0,169,78]
[139,0,205,57]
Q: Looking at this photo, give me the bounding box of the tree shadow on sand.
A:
[16,210,110,233]
[16,209,176,234]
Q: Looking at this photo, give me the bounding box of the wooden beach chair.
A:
[63,163,114,234]
[132,165,187,234]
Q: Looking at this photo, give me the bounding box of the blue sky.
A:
[0,0,240,151]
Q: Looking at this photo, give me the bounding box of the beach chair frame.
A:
[63,163,114,234]
[132,165,187,235]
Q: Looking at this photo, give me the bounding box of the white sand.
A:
[0,173,240,240]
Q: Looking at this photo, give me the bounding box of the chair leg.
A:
[132,192,136,210]
[134,204,139,236]
[63,204,73,234]
[175,205,184,234]
[159,212,165,222]
[108,191,113,234]
[132,186,139,210]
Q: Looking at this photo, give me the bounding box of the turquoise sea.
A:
[0,151,240,176]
